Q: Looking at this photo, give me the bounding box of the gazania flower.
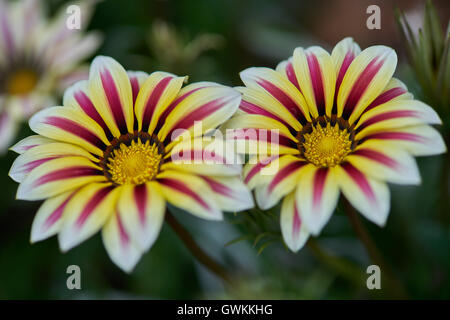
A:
[9,56,253,272]
[0,0,101,152]
[224,37,446,252]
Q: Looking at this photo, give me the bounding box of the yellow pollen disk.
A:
[6,69,39,95]
[107,139,162,185]
[302,122,352,167]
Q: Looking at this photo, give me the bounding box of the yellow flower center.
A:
[301,121,353,167]
[6,69,38,95]
[106,138,162,185]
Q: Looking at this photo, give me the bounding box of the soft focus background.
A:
[0,0,449,299]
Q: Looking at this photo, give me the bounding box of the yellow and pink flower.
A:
[9,56,253,272]
[224,37,446,252]
[0,0,101,152]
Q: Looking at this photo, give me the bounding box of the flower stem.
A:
[343,199,408,298]
[165,211,233,286]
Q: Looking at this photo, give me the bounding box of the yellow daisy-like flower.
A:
[224,37,446,252]
[9,56,253,272]
[0,0,101,152]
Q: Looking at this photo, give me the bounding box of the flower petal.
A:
[159,84,241,145]
[222,114,299,156]
[17,156,105,200]
[254,155,307,210]
[102,210,142,273]
[363,125,446,156]
[293,46,336,117]
[295,165,340,235]
[134,71,186,134]
[128,71,149,103]
[9,135,54,154]
[348,140,421,185]
[88,56,134,137]
[30,190,76,243]
[58,183,120,252]
[331,37,361,95]
[29,106,110,157]
[355,100,442,140]
[200,175,254,212]
[240,67,310,124]
[364,77,413,112]
[280,192,309,252]
[9,142,98,183]
[337,45,397,124]
[335,162,390,226]
[243,155,280,190]
[117,182,166,252]
[157,170,222,220]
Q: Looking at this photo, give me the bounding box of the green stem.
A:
[343,199,408,298]
[165,211,233,286]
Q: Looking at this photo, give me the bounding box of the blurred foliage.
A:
[0,0,449,300]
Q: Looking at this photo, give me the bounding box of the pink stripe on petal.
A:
[341,162,376,203]
[76,186,113,228]
[202,176,233,197]
[43,193,75,230]
[100,69,128,134]
[336,51,355,94]
[116,212,130,248]
[134,184,147,225]
[256,78,306,123]
[159,178,210,210]
[244,155,279,184]
[74,91,111,139]
[313,168,328,210]
[230,129,295,148]
[365,87,407,112]
[292,200,302,237]
[22,156,60,174]
[365,131,426,143]
[286,62,301,92]
[44,116,107,150]
[357,110,418,132]
[307,53,326,115]
[34,166,101,187]
[342,57,384,119]
[268,161,305,193]
[141,76,173,131]
[130,77,140,104]
[240,100,292,129]
[353,148,399,169]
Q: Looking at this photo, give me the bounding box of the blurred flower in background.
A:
[0,0,101,153]
[224,37,446,251]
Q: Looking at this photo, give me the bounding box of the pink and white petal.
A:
[30,190,76,243]
[335,162,390,226]
[117,182,166,252]
[58,183,121,252]
[0,0,16,58]
[221,114,299,156]
[157,170,222,220]
[240,67,310,124]
[243,155,280,190]
[337,45,397,124]
[102,211,142,273]
[348,140,421,185]
[295,165,340,235]
[162,137,241,176]
[10,142,98,183]
[63,80,111,138]
[10,135,54,154]
[355,100,442,140]
[254,155,308,210]
[363,125,446,156]
[0,107,19,154]
[200,176,254,212]
[29,106,110,157]
[51,32,101,69]
[135,71,186,134]
[276,58,301,92]
[293,46,336,117]
[364,77,413,112]
[280,192,309,252]
[88,56,134,137]
[159,84,241,145]
[331,37,361,93]
[237,86,302,132]
[56,66,90,92]
[128,71,149,103]
[16,156,105,200]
